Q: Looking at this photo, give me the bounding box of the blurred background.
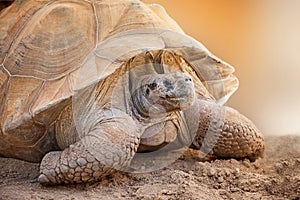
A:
[144,0,300,136]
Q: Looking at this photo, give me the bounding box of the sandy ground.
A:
[0,135,299,200]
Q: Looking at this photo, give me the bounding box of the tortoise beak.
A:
[163,74,195,109]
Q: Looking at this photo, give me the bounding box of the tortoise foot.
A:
[38,142,117,185]
[190,100,264,161]
[38,151,62,185]
[212,107,265,161]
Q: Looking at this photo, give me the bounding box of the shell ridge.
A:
[0,71,10,134]
[1,64,11,76]
[107,3,132,40]
[29,80,46,118]
[91,1,99,47]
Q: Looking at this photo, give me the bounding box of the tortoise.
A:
[0,0,264,185]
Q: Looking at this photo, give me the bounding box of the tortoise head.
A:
[134,72,195,118]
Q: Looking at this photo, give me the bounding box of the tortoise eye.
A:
[149,82,157,90]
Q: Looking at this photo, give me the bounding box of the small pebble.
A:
[233,168,240,178]
[207,168,216,177]
[253,162,260,170]
[282,161,288,166]
[217,170,223,177]
[224,169,231,177]
[234,168,240,173]
[242,160,251,168]
[217,176,224,183]
[249,178,257,184]
[229,159,240,165]
[194,162,205,171]
[213,184,221,189]
[230,187,239,192]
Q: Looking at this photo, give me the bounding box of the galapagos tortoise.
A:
[0,0,264,185]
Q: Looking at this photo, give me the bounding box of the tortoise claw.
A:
[38,174,50,185]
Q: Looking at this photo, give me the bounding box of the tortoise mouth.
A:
[163,94,184,101]
[162,92,195,109]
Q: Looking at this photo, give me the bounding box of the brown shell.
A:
[0,0,238,161]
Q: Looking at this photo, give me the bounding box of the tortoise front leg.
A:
[185,99,264,161]
[38,110,140,185]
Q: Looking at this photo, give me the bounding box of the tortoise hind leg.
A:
[186,99,264,161]
[38,109,140,185]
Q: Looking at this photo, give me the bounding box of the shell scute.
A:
[3,1,96,80]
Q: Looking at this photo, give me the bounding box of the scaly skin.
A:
[187,100,264,161]
[215,106,264,161]
[38,109,140,185]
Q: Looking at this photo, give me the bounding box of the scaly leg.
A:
[38,109,140,185]
[185,99,264,161]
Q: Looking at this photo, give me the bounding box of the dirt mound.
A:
[0,135,299,200]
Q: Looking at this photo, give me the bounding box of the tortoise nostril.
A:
[185,78,192,82]
[164,80,174,90]
[148,82,157,90]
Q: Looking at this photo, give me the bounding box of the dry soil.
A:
[0,135,300,200]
